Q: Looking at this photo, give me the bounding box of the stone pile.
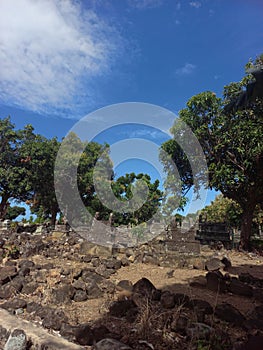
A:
[0,227,263,349]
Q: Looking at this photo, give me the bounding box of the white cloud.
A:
[189,1,202,8]
[175,63,196,76]
[0,0,120,115]
[128,0,164,10]
[176,2,181,11]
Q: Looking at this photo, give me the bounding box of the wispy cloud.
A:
[0,0,121,115]
[189,1,202,8]
[128,0,164,10]
[175,63,196,76]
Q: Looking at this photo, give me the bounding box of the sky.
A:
[0,0,263,215]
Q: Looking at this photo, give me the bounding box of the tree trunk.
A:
[240,204,256,250]
[50,206,58,227]
[0,194,9,220]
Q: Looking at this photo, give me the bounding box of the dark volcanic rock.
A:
[215,303,245,326]
[42,308,68,331]
[109,299,138,319]
[228,279,253,297]
[206,271,227,292]
[205,258,224,271]
[0,266,17,285]
[52,284,75,304]
[85,279,103,299]
[93,338,132,350]
[132,277,156,297]
[75,324,94,346]
[73,290,88,302]
[1,298,27,311]
[189,299,213,315]
[103,258,122,270]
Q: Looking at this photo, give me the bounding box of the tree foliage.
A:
[162,56,263,248]
[0,117,34,219]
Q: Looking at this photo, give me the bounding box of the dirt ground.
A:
[61,249,263,325]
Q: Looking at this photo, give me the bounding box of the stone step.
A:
[0,308,88,350]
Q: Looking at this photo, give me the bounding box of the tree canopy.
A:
[161,56,263,248]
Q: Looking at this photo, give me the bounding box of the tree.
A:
[161,56,263,249]
[23,136,61,225]
[5,206,26,221]
[0,117,33,220]
[110,173,163,226]
[199,194,242,228]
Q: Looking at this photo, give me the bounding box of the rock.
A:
[42,308,68,331]
[215,303,245,326]
[99,279,116,295]
[0,282,21,299]
[92,325,119,342]
[116,280,133,292]
[206,271,227,292]
[21,281,38,294]
[85,279,103,299]
[75,323,94,345]
[132,277,156,298]
[103,258,122,270]
[228,279,253,297]
[189,299,213,315]
[128,255,135,263]
[0,266,17,285]
[52,284,75,304]
[18,266,30,277]
[243,318,263,331]
[81,254,92,263]
[205,258,224,271]
[79,242,112,258]
[120,256,130,267]
[95,265,115,279]
[93,338,132,350]
[191,257,205,270]
[142,255,159,265]
[189,275,207,288]
[81,269,104,284]
[109,299,138,319]
[60,323,79,342]
[1,298,27,311]
[18,260,35,269]
[221,256,232,269]
[4,329,27,350]
[26,301,42,314]
[74,290,88,302]
[72,279,86,290]
[160,291,175,309]
[186,322,214,340]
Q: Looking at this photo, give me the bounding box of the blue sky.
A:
[0,0,262,214]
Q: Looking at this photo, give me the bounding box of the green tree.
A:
[200,194,242,228]
[23,136,61,225]
[0,117,33,219]
[110,173,163,226]
[162,56,263,249]
[5,206,26,221]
